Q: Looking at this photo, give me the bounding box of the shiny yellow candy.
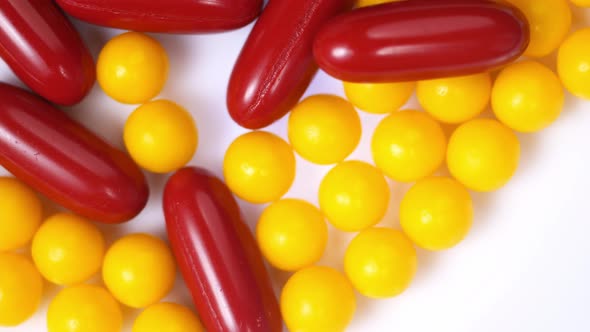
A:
[447,119,520,192]
[417,73,491,124]
[97,31,169,104]
[288,94,361,165]
[400,177,473,251]
[47,285,122,332]
[257,199,328,271]
[32,213,105,285]
[343,81,415,114]
[224,131,295,204]
[492,61,564,133]
[103,233,176,308]
[0,253,43,326]
[281,266,356,332]
[570,0,590,6]
[133,302,204,332]
[558,28,590,100]
[124,99,198,173]
[356,0,398,7]
[0,177,42,251]
[507,0,571,57]
[319,160,390,232]
[344,228,417,298]
[371,110,447,182]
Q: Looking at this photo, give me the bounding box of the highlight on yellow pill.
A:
[97,31,169,104]
[417,73,491,124]
[371,110,447,182]
[0,177,42,251]
[133,302,205,332]
[400,177,473,251]
[223,131,295,204]
[32,213,105,286]
[447,119,520,192]
[344,228,417,298]
[319,160,390,232]
[47,285,122,332]
[0,253,43,326]
[558,28,590,100]
[103,233,176,308]
[257,199,328,271]
[124,99,198,173]
[343,81,415,114]
[281,266,356,332]
[288,94,361,165]
[506,0,571,57]
[492,61,564,133]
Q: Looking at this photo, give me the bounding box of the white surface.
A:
[3,8,590,332]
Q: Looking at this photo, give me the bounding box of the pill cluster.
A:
[0,0,589,332]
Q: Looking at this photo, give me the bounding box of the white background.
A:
[2,4,590,332]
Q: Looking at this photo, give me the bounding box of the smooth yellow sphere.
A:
[343,81,415,114]
[400,177,473,251]
[344,228,417,298]
[447,119,520,192]
[32,213,105,285]
[97,32,169,104]
[319,161,390,232]
[224,131,295,204]
[492,61,564,132]
[133,302,205,332]
[0,253,43,326]
[281,266,356,332]
[570,0,590,6]
[558,28,590,99]
[0,177,42,251]
[47,285,122,332]
[371,110,447,182]
[506,0,571,57]
[257,199,328,271]
[356,0,398,7]
[124,99,198,173]
[103,233,176,308]
[288,94,361,165]
[417,73,491,124]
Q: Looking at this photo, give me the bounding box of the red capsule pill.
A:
[163,167,282,332]
[0,0,95,105]
[313,0,529,82]
[227,0,354,129]
[55,0,263,34]
[0,83,148,224]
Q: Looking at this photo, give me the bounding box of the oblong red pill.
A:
[313,0,529,82]
[0,0,95,105]
[55,0,263,33]
[227,0,354,129]
[0,83,148,224]
[163,167,281,332]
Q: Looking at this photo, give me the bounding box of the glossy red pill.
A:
[0,83,148,224]
[313,0,529,82]
[55,0,263,34]
[0,0,95,105]
[163,167,282,332]
[227,0,354,129]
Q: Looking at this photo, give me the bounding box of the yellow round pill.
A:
[371,110,447,182]
[417,73,491,124]
[288,94,361,165]
[570,0,590,6]
[133,302,205,332]
[224,131,295,204]
[32,213,105,285]
[124,99,198,173]
[344,228,417,298]
[447,119,520,192]
[400,177,473,251]
[558,28,590,100]
[492,61,564,133]
[343,81,415,114]
[0,253,43,326]
[0,177,42,251]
